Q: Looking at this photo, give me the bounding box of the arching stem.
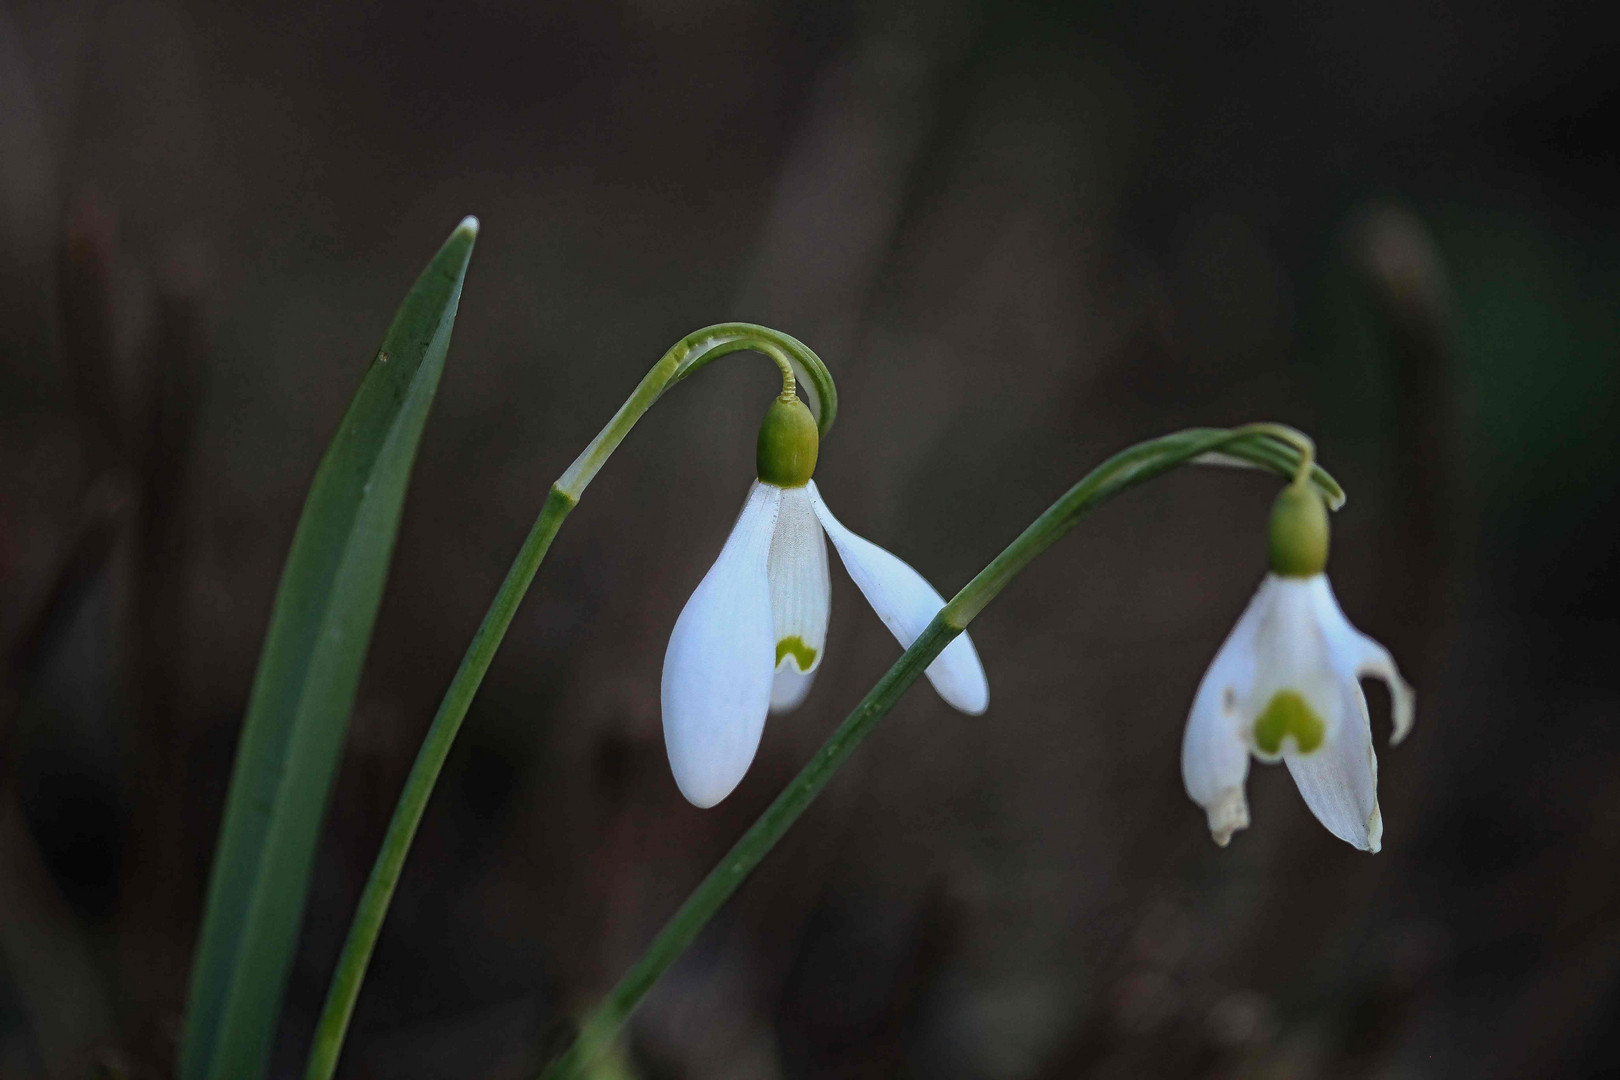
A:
[538,424,1341,1078]
[304,324,836,1080]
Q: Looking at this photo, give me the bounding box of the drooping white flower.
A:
[662,396,988,807]
[1181,482,1413,851]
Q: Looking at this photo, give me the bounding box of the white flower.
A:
[662,477,989,807]
[1181,573,1414,851]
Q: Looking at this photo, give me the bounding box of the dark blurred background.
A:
[3,0,1619,1076]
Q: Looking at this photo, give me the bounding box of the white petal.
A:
[770,664,817,713]
[1284,678,1383,852]
[661,482,782,807]
[808,483,989,715]
[1311,578,1416,745]
[767,486,831,684]
[1182,581,1269,845]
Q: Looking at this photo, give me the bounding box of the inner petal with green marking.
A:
[776,635,817,672]
[1253,689,1325,755]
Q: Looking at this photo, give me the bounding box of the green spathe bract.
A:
[179,218,478,1080]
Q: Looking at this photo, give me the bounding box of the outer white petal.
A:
[1312,578,1416,744]
[770,664,817,713]
[661,482,782,807]
[1284,678,1383,852]
[767,485,831,684]
[1182,581,1269,845]
[808,483,989,715]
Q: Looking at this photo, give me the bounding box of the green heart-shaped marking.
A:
[1254,689,1325,755]
[776,636,817,672]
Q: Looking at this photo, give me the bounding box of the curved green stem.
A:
[556,324,834,501]
[538,423,1340,1078]
[1190,423,1334,500]
[303,324,836,1080]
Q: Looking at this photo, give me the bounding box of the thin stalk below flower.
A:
[538,424,1339,1078]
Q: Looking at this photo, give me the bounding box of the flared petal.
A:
[1284,678,1383,852]
[770,664,817,713]
[1182,581,1269,845]
[1312,579,1416,744]
[661,481,782,807]
[808,483,989,715]
[767,485,831,689]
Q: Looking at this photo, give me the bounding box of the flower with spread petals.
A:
[662,394,988,807]
[1181,481,1414,851]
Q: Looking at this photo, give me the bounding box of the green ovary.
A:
[1253,690,1325,755]
[776,636,817,671]
[757,397,819,487]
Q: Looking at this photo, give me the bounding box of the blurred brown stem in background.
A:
[120,241,208,1074]
[1355,202,1461,659]
[1,198,127,1079]
[0,194,207,1077]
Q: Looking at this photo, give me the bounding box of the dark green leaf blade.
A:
[179,217,478,1080]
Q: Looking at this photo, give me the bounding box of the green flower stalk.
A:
[539,423,1351,1078]
[304,325,837,1080]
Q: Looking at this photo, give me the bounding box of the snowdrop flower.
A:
[1182,480,1414,851]
[663,393,989,807]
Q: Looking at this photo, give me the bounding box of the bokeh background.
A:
[3,0,1619,1076]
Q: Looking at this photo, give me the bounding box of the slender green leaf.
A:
[305,324,835,1080]
[179,218,479,1080]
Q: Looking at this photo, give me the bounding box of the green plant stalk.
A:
[302,487,572,1078]
[539,424,1338,1078]
[304,324,837,1080]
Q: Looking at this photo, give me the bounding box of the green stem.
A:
[304,324,836,1080]
[556,325,832,500]
[303,488,571,1079]
[538,424,1339,1078]
[945,425,1328,627]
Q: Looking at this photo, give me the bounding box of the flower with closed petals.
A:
[1181,481,1414,851]
[662,395,988,807]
